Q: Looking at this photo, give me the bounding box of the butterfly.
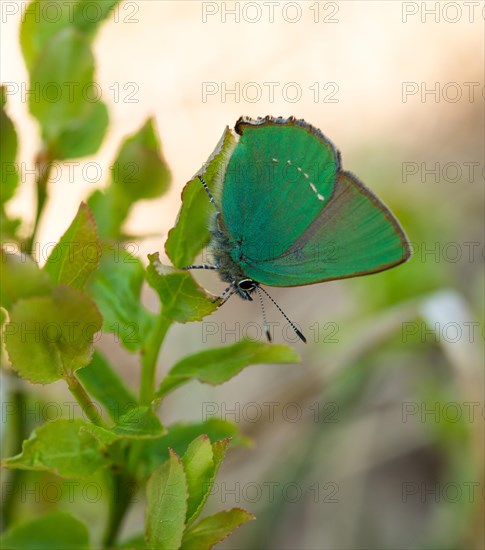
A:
[185,116,410,342]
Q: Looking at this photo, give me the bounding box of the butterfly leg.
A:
[198,175,221,213]
[183,264,219,270]
[215,281,237,306]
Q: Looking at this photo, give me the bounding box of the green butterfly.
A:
[186,116,410,342]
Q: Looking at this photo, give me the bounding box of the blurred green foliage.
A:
[0,1,291,548]
[1,2,483,549]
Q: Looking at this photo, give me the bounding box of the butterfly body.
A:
[208,212,257,301]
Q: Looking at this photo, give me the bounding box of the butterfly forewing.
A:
[221,118,339,262]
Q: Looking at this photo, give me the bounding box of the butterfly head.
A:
[236,278,257,301]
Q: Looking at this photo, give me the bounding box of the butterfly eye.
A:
[238,278,256,291]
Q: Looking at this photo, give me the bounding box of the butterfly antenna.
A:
[198,175,221,214]
[259,286,307,343]
[255,286,272,342]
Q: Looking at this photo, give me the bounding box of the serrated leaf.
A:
[211,438,230,471]
[146,253,217,323]
[44,202,100,289]
[180,508,255,550]
[3,418,109,478]
[146,450,188,550]
[182,435,214,525]
[0,250,52,309]
[86,244,155,352]
[166,126,237,267]
[0,510,90,550]
[156,340,300,397]
[29,27,95,146]
[1,86,19,204]
[82,406,164,444]
[77,349,137,421]
[5,285,102,384]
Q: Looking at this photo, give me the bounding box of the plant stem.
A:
[66,374,107,427]
[102,469,137,548]
[1,386,28,531]
[102,313,171,546]
[26,147,52,256]
[139,312,171,405]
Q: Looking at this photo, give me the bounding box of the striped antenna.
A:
[256,286,272,342]
[259,286,306,343]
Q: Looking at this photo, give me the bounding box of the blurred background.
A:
[2,1,484,549]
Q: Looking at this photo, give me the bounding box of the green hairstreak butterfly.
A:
[186,116,410,342]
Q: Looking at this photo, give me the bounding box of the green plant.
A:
[0,2,299,548]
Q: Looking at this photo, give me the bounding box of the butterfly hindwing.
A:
[239,171,410,286]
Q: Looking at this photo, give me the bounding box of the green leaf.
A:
[138,420,244,481]
[5,285,102,384]
[0,250,52,309]
[111,118,170,202]
[166,126,237,267]
[86,189,117,239]
[44,202,100,289]
[182,435,214,525]
[3,418,109,478]
[82,406,165,444]
[86,244,155,352]
[53,99,109,160]
[0,511,90,550]
[20,0,74,72]
[72,0,121,36]
[21,0,110,160]
[146,253,218,323]
[156,340,300,397]
[21,0,120,71]
[182,437,230,526]
[77,349,137,421]
[87,119,170,239]
[1,86,19,204]
[211,438,230,477]
[180,508,255,550]
[0,212,21,244]
[146,450,188,550]
[29,27,95,146]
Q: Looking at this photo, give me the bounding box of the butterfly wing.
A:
[239,171,411,286]
[221,116,340,261]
